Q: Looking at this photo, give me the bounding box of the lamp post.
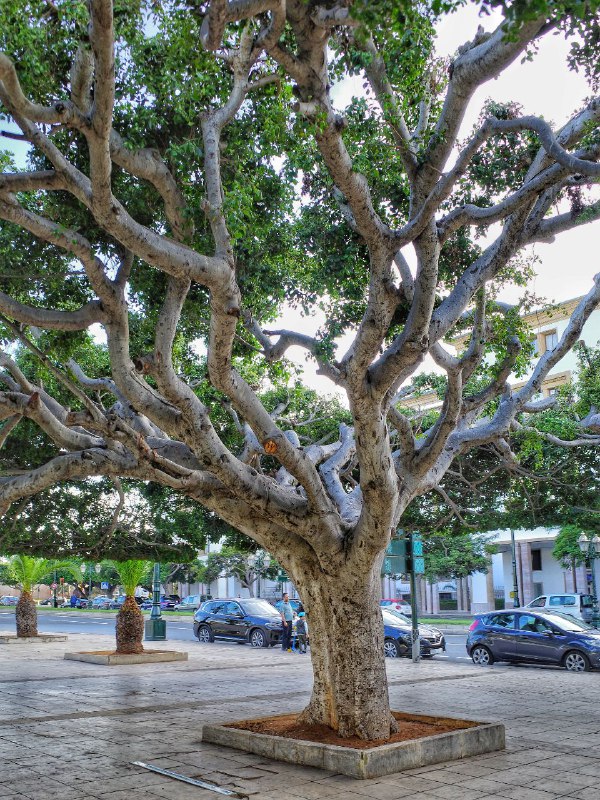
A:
[509,529,520,608]
[578,533,600,628]
[247,551,271,598]
[145,562,166,640]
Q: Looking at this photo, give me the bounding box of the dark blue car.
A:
[381,609,442,658]
[467,609,600,672]
[193,598,284,648]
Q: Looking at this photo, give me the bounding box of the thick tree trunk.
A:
[15,591,38,637]
[115,597,144,654]
[295,562,396,740]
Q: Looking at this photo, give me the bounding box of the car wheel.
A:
[471,645,494,666]
[563,650,590,672]
[384,638,401,658]
[249,628,269,648]
[196,624,214,643]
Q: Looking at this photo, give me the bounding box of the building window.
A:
[530,337,539,356]
[532,549,542,571]
[544,330,558,351]
[533,582,544,597]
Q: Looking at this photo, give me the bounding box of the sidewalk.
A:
[1,627,599,800]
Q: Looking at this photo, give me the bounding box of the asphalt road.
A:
[0,609,471,662]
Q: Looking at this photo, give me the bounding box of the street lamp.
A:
[145,562,166,641]
[578,533,600,628]
[247,551,271,598]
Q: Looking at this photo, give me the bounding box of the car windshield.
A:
[538,612,594,631]
[382,609,409,627]
[241,599,279,616]
[384,608,411,624]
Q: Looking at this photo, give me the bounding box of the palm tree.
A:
[7,555,55,637]
[110,560,151,654]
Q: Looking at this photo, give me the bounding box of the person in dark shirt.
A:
[295,611,308,653]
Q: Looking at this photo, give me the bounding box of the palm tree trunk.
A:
[15,591,38,637]
[115,597,144,654]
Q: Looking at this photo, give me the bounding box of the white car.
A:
[175,594,202,611]
[380,598,412,615]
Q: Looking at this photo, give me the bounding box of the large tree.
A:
[0,1,599,739]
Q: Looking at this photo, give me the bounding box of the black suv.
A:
[193,598,284,648]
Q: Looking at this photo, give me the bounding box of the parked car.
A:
[0,595,19,606]
[160,594,181,610]
[109,595,127,609]
[271,598,304,615]
[380,598,412,615]
[91,596,112,610]
[384,608,446,653]
[467,609,600,672]
[381,609,443,658]
[194,598,284,647]
[525,593,594,623]
[174,595,202,611]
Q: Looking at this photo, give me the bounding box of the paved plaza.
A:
[0,626,599,800]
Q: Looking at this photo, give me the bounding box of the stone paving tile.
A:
[1,631,600,800]
[424,786,493,800]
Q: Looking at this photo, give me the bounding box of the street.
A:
[0,610,471,661]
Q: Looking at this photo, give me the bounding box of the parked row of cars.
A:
[191,597,446,657]
[0,595,19,606]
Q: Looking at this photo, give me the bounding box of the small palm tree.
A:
[110,560,151,654]
[7,555,55,637]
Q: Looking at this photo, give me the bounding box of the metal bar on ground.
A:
[131,761,247,797]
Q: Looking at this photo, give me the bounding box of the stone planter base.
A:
[64,649,187,665]
[202,713,505,779]
[0,634,68,643]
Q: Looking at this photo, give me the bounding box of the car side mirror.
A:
[542,630,554,637]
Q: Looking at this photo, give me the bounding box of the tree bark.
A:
[115,596,144,654]
[15,591,38,637]
[295,562,396,740]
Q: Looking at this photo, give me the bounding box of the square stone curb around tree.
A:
[0,634,68,643]
[64,650,188,665]
[202,714,505,780]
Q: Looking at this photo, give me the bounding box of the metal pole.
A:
[145,562,166,640]
[590,543,599,629]
[53,569,58,608]
[409,566,420,663]
[510,528,520,607]
[88,564,93,607]
[151,562,161,619]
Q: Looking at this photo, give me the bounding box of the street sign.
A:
[101,582,109,590]
[413,556,425,574]
[509,591,515,598]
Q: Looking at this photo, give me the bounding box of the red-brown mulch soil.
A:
[227,711,480,750]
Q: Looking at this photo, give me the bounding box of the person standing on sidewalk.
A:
[295,611,308,653]
[280,593,294,652]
